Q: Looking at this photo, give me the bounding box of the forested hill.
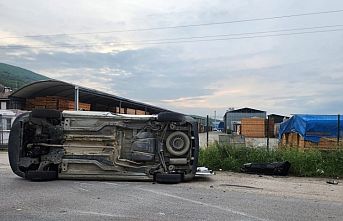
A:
[0,63,49,90]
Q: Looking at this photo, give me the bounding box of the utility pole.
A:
[206,115,209,148]
[0,114,3,147]
[214,110,217,130]
[338,114,341,146]
[266,117,270,151]
[74,86,79,111]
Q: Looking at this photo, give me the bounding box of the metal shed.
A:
[223,107,266,133]
[9,79,170,114]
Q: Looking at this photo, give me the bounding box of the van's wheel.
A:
[154,173,183,184]
[30,109,62,119]
[8,113,29,178]
[30,109,62,126]
[157,112,185,122]
[25,170,58,181]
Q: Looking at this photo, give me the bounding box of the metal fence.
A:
[0,114,14,149]
[207,114,343,150]
[0,114,5,149]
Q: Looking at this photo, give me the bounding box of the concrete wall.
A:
[245,138,279,150]
[199,132,279,150]
[199,132,224,147]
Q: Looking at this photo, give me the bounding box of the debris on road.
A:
[240,161,291,176]
[327,180,339,185]
[219,184,263,190]
[196,167,215,177]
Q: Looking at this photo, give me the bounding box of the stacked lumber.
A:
[115,107,126,114]
[25,96,151,114]
[113,107,148,115]
[126,108,136,115]
[280,132,342,150]
[65,101,91,111]
[136,110,147,115]
[266,119,275,138]
[241,118,266,138]
[126,109,148,115]
[285,133,300,147]
[274,123,281,138]
[303,137,342,150]
[25,96,91,111]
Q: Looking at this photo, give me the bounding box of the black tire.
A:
[25,170,58,181]
[30,109,62,119]
[157,112,185,122]
[8,113,30,178]
[8,112,59,181]
[154,173,183,184]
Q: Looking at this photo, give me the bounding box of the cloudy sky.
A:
[1,0,343,118]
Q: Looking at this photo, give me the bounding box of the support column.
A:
[74,86,79,111]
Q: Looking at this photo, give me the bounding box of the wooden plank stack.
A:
[113,107,148,115]
[241,118,274,138]
[26,96,149,115]
[280,132,342,150]
[136,110,148,115]
[26,96,91,111]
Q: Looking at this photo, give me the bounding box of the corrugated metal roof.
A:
[226,107,265,113]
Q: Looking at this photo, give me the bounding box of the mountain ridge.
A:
[0,63,49,90]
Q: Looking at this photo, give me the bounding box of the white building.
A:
[0,110,17,147]
[0,85,21,147]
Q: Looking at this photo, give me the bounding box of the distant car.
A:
[212,128,222,132]
[8,110,199,184]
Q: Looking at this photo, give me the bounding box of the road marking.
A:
[100,182,120,186]
[75,187,89,192]
[138,187,268,221]
[75,210,126,218]
[74,210,138,219]
[74,181,97,186]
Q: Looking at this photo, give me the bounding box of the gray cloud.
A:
[1,0,343,117]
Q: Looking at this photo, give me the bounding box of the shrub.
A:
[199,143,343,177]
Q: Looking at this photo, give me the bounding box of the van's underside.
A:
[8,110,199,183]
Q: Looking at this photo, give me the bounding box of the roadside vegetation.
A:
[199,143,343,177]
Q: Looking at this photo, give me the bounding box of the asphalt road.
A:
[1,152,342,221]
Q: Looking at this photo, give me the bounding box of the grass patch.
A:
[199,143,343,177]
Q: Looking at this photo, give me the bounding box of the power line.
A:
[48,24,343,46]
[1,9,343,39]
[2,24,342,48]
[1,27,342,50]
[121,24,343,43]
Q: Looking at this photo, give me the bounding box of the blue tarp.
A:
[218,122,224,131]
[279,115,342,143]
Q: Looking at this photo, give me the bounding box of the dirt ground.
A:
[190,171,343,203]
